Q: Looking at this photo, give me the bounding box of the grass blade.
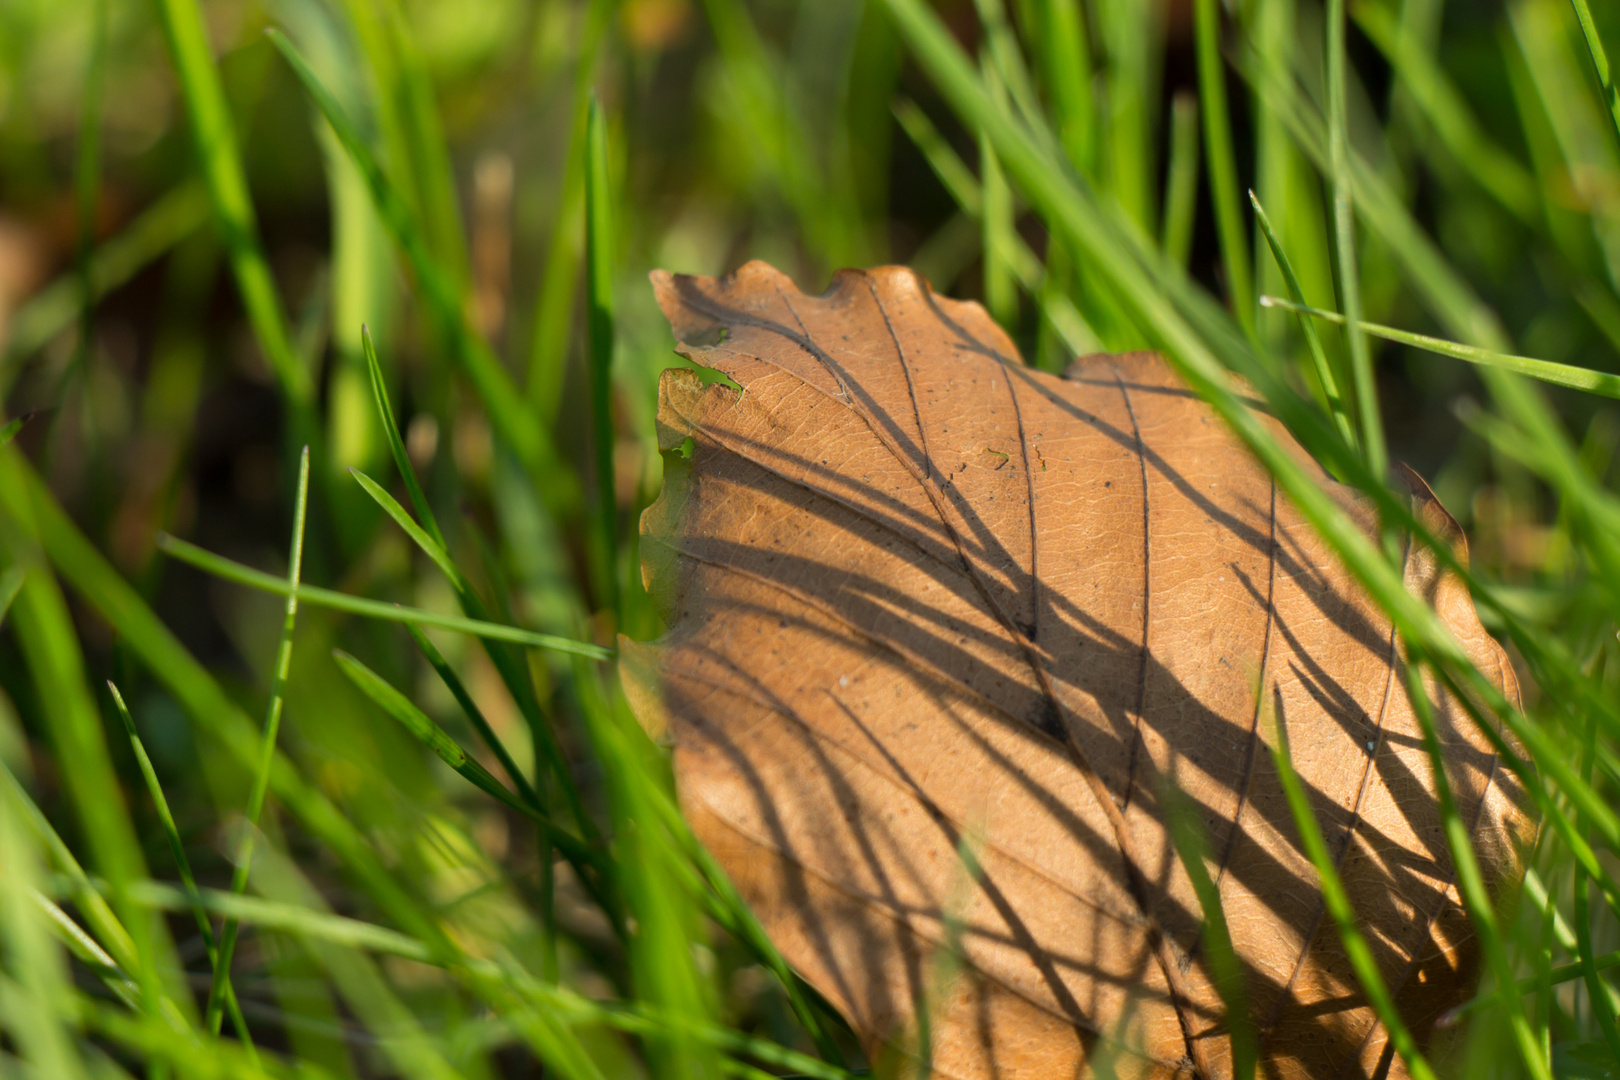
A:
[204,445,311,1033]
[1326,0,1384,477]
[1162,781,1256,1080]
[1161,92,1199,270]
[1269,698,1437,1080]
[1569,0,1620,144]
[265,29,577,510]
[1260,295,1620,399]
[1250,194,1356,447]
[585,95,620,620]
[0,564,23,626]
[151,0,312,427]
[348,467,459,582]
[155,532,610,659]
[0,414,29,449]
[107,682,256,1056]
[1194,0,1253,334]
[1403,662,1551,1080]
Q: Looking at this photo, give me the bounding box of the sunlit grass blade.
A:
[1250,194,1356,447]
[1402,662,1550,1080]
[1194,0,1253,335]
[83,1002,317,1080]
[1574,709,1620,1061]
[1035,0,1093,173]
[1161,92,1199,270]
[1569,0,1620,144]
[1269,701,1436,1080]
[107,682,255,1055]
[155,532,610,659]
[1262,295,1620,399]
[1162,781,1256,1080]
[585,95,620,620]
[265,29,576,509]
[979,85,1017,328]
[1325,0,1383,477]
[151,0,312,428]
[205,444,310,1033]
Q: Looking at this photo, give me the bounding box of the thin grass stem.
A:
[1161,92,1200,271]
[1568,0,1620,145]
[1194,0,1253,335]
[204,445,310,1033]
[585,95,620,621]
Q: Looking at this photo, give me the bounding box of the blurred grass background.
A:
[3,0,1620,1076]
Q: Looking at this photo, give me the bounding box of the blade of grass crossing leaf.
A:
[106,682,256,1057]
[1162,782,1256,1080]
[151,0,312,426]
[1326,0,1384,477]
[1402,662,1551,1080]
[1261,295,1620,399]
[1194,0,1254,335]
[1250,195,1356,447]
[156,533,610,658]
[1569,0,1620,144]
[204,446,310,1034]
[878,0,1620,877]
[586,96,620,620]
[1161,92,1199,270]
[1269,701,1437,1080]
[266,30,575,509]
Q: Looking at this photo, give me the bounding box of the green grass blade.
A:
[151,0,312,421]
[331,650,559,835]
[107,683,256,1056]
[0,564,23,626]
[1574,710,1620,1062]
[1261,295,1620,399]
[585,95,620,620]
[1251,194,1356,446]
[1569,0,1620,144]
[980,105,1017,327]
[1161,782,1256,1080]
[0,414,30,449]
[205,445,311,1033]
[266,29,577,509]
[893,99,983,214]
[1269,701,1436,1080]
[155,533,611,659]
[361,326,444,548]
[1036,0,1094,173]
[1326,0,1383,477]
[407,625,540,812]
[348,467,459,583]
[1194,0,1253,335]
[1402,662,1550,1080]
[1161,92,1199,270]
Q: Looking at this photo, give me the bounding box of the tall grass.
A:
[1,0,1619,1076]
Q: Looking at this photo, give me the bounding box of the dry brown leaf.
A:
[622,261,1534,1080]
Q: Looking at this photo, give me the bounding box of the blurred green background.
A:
[3,0,1620,1076]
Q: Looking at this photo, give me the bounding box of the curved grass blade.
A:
[1250,194,1356,448]
[107,682,255,1056]
[1261,296,1620,399]
[205,445,310,1033]
[156,532,610,659]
